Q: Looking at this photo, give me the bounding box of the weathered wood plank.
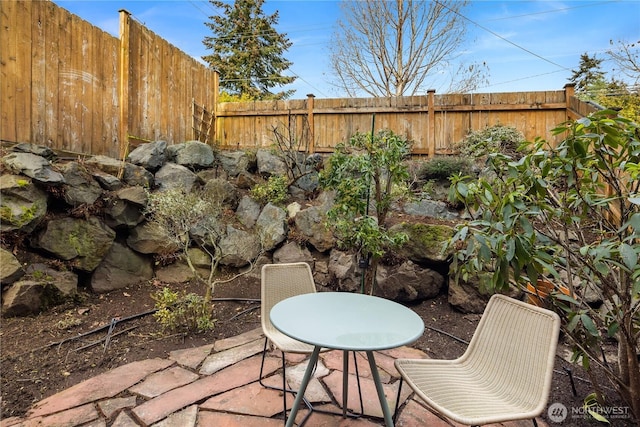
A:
[30,0,46,145]
[14,0,32,143]
[1,0,18,142]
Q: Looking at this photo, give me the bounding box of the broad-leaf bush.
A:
[319,130,411,294]
[446,110,640,419]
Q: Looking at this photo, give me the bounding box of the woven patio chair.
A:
[259,262,363,425]
[394,294,561,426]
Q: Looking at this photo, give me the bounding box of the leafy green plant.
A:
[418,156,473,180]
[319,129,411,294]
[446,110,640,419]
[151,287,215,333]
[457,124,525,159]
[250,175,288,206]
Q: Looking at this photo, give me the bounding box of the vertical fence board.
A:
[80,18,93,154]
[43,1,60,148]
[1,0,18,142]
[31,0,46,145]
[15,0,32,143]
[57,10,72,149]
[3,1,598,158]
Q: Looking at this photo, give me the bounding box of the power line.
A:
[484,1,615,22]
[433,0,570,72]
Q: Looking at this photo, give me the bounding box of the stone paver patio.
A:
[0,328,548,427]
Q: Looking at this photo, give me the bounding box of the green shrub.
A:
[458,125,525,158]
[151,287,215,333]
[418,156,472,180]
[250,175,288,205]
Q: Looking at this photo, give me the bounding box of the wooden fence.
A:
[215,85,600,156]
[1,1,599,159]
[0,1,218,159]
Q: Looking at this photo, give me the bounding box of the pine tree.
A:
[202,0,295,100]
[570,53,605,94]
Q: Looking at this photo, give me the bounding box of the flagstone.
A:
[199,339,264,375]
[130,366,199,398]
[168,344,214,369]
[28,358,173,418]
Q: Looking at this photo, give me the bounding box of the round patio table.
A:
[270,292,424,427]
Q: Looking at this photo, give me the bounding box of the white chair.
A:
[259,262,363,424]
[394,294,561,426]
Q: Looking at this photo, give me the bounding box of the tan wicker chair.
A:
[394,294,561,426]
[259,262,362,424]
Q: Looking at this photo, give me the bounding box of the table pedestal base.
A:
[285,348,393,427]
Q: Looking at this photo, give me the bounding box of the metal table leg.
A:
[285,346,321,427]
[366,350,394,427]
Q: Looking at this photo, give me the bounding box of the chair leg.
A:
[351,351,364,415]
[393,376,404,424]
[282,351,287,425]
[259,338,313,426]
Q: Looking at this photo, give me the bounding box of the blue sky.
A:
[54,0,640,98]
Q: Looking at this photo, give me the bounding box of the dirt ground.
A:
[0,276,632,426]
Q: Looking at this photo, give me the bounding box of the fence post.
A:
[427,89,436,157]
[307,93,315,154]
[118,9,131,160]
[212,71,219,144]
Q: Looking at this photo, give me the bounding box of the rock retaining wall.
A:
[1,141,477,317]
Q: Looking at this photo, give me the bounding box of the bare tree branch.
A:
[607,39,640,86]
[329,0,487,97]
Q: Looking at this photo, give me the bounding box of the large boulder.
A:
[294,193,335,252]
[236,195,261,228]
[2,152,64,184]
[90,242,153,293]
[272,242,314,266]
[203,178,239,210]
[24,263,78,298]
[61,161,102,207]
[127,140,167,171]
[390,222,454,264]
[328,249,361,292]
[376,261,444,302]
[12,142,55,159]
[256,149,287,176]
[104,186,147,229]
[218,225,261,267]
[33,216,115,272]
[154,163,197,192]
[256,203,287,251]
[85,155,153,188]
[217,151,250,177]
[127,222,178,254]
[401,198,459,220]
[0,174,48,233]
[1,281,45,317]
[91,169,122,191]
[447,274,520,313]
[167,141,214,169]
[0,247,24,285]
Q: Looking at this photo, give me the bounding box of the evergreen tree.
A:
[202,0,295,100]
[570,53,605,94]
